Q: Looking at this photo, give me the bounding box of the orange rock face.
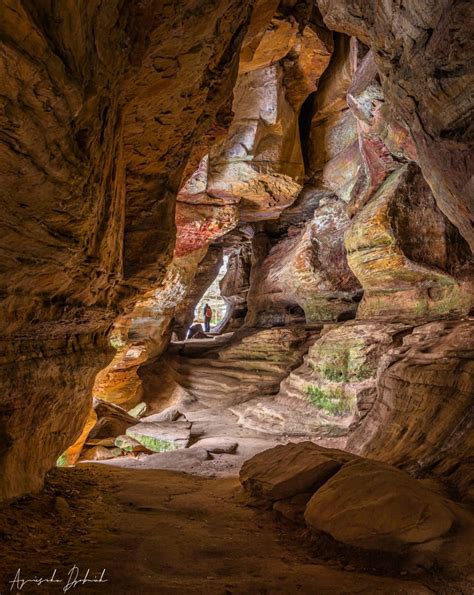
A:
[0,0,256,500]
[0,0,472,507]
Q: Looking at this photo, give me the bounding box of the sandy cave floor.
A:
[0,408,471,595]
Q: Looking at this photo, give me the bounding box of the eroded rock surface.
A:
[233,321,410,436]
[0,0,256,499]
[166,326,318,408]
[345,164,473,319]
[240,441,352,501]
[317,0,474,250]
[348,319,474,501]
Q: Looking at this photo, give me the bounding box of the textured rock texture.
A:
[92,247,208,409]
[305,458,455,552]
[233,321,410,436]
[160,326,317,408]
[348,319,474,501]
[345,164,473,319]
[1,0,473,513]
[241,442,463,562]
[219,235,253,331]
[317,0,474,250]
[88,5,332,416]
[0,0,256,499]
[308,34,361,202]
[246,197,361,326]
[240,441,351,501]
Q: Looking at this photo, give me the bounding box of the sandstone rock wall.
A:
[346,164,473,319]
[245,196,361,325]
[347,319,474,501]
[0,0,256,500]
[165,326,318,408]
[317,0,474,250]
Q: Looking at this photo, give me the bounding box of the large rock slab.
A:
[240,441,354,501]
[87,399,138,440]
[305,459,455,552]
[347,319,474,500]
[126,421,192,452]
[191,438,238,454]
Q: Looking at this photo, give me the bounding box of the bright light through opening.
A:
[193,255,229,332]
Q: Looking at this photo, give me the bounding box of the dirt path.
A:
[0,462,437,595]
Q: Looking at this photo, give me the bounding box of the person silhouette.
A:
[203,303,212,332]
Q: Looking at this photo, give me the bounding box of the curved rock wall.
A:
[316,0,474,250]
[347,319,474,501]
[0,0,256,500]
[1,0,473,502]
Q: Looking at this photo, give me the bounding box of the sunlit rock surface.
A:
[93,247,208,410]
[246,196,361,326]
[308,35,361,202]
[317,0,474,250]
[345,164,473,319]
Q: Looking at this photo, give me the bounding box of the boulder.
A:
[126,421,192,452]
[304,459,455,552]
[142,407,184,423]
[87,399,138,440]
[239,442,354,501]
[87,416,136,441]
[128,402,147,419]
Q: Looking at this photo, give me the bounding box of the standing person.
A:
[203,303,212,332]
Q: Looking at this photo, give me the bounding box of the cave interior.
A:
[0,0,473,592]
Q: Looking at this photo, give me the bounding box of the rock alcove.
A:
[0,1,473,592]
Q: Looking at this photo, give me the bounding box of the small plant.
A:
[305,385,350,416]
[350,364,372,381]
[322,364,348,382]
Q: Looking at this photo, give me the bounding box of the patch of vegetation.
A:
[350,364,372,381]
[322,364,348,382]
[56,453,68,467]
[110,336,124,350]
[128,433,178,453]
[306,385,350,416]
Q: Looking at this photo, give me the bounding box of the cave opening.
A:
[189,255,229,337]
[0,1,473,593]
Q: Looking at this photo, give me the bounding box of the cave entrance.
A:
[191,255,229,336]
